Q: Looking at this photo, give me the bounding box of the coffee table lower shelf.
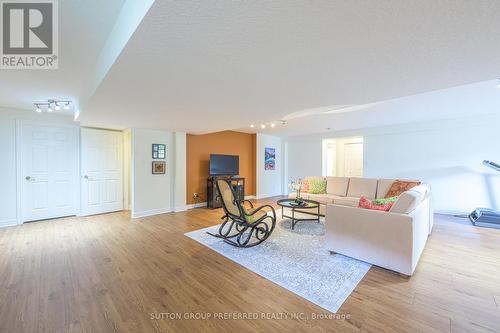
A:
[276,199,321,230]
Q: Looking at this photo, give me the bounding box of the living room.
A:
[1,1,500,332]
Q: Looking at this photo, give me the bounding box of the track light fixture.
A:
[250,120,286,129]
[33,99,73,113]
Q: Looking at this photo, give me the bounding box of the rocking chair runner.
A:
[207,179,276,247]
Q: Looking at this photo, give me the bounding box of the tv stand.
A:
[207,176,245,209]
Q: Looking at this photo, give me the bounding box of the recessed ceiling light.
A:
[250,124,254,128]
[261,124,266,129]
[270,123,275,128]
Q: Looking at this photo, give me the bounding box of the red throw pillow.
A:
[385,180,421,198]
[301,180,310,193]
[358,196,395,212]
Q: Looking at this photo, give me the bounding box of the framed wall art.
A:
[152,144,166,159]
[265,147,276,170]
[152,161,166,174]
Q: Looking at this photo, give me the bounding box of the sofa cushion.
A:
[389,185,427,214]
[385,180,421,198]
[301,179,310,193]
[309,179,327,194]
[333,196,360,207]
[325,194,344,201]
[307,194,334,205]
[376,179,397,199]
[347,178,378,199]
[326,177,349,196]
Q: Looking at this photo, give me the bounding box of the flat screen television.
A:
[210,154,239,176]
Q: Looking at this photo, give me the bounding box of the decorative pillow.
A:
[385,180,421,198]
[372,196,399,205]
[358,196,394,211]
[308,179,327,194]
[301,179,310,193]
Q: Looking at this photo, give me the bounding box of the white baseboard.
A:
[0,219,20,228]
[174,205,188,212]
[434,209,469,216]
[132,207,172,218]
[187,202,207,209]
[255,193,283,200]
[186,195,257,210]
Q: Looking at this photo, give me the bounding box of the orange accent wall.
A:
[186,131,256,205]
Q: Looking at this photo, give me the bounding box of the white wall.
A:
[286,113,500,214]
[131,128,175,218]
[0,108,76,227]
[288,135,323,181]
[256,134,283,198]
[123,128,132,210]
[173,132,187,212]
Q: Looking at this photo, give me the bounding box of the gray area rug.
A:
[185,211,371,313]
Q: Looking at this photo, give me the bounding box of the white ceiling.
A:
[0,0,125,112]
[79,0,500,135]
[249,80,500,137]
[2,1,500,137]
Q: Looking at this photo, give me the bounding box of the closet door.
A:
[80,128,123,216]
[20,122,78,222]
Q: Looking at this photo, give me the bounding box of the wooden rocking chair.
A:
[207,179,276,247]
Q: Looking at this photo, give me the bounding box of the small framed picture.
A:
[152,144,166,159]
[152,161,166,174]
[265,147,276,170]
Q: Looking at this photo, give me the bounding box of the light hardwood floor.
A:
[1,197,499,332]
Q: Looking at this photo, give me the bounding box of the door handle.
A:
[83,175,94,181]
[25,176,35,181]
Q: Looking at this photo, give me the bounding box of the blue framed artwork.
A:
[265,147,275,170]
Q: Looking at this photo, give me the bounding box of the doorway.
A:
[322,137,364,177]
[19,121,79,222]
[80,128,124,216]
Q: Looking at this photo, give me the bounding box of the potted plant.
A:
[288,179,304,205]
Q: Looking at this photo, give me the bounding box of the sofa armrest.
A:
[326,204,413,253]
[325,201,430,275]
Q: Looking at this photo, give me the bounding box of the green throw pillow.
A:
[372,196,398,206]
[308,179,327,194]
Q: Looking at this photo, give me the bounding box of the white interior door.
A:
[81,128,123,216]
[20,122,78,222]
[344,142,364,177]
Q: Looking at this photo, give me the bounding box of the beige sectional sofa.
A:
[288,176,421,215]
[288,176,433,276]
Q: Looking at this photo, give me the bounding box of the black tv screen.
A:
[210,154,239,176]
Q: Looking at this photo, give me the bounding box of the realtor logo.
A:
[1,0,58,69]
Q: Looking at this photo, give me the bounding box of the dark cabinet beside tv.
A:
[207,176,245,209]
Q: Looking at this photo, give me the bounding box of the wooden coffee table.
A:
[276,199,321,230]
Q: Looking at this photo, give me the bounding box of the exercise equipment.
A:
[469,160,500,229]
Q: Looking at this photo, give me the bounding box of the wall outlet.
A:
[193,193,199,200]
